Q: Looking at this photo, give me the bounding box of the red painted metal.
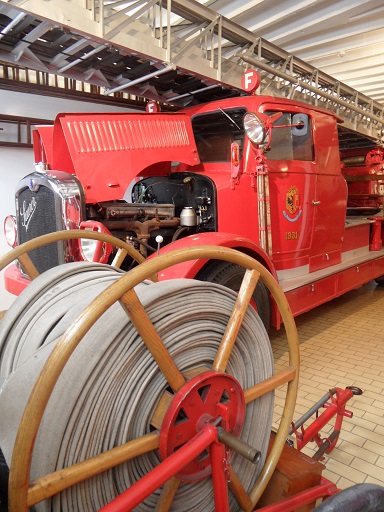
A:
[99,371,245,512]
[156,231,276,280]
[210,439,230,512]
[370,218,384,250]
[291,388,355,455]
[78,220,113,263]
[3,264,30,296]
[99,424,219,512]
[342,146,384,210]
[48,112,199,203]
[159,371,245,481]
[6,90,384,328]
[255,477,339,512]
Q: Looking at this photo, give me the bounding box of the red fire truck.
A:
[4,76,384,329]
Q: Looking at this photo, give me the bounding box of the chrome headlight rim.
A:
[4,215,18,248]
[243,112,267,145]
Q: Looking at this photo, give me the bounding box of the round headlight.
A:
[80,238,99,262]
[243,112,267,145]
[79,221,113,263]
[4,215,17,248]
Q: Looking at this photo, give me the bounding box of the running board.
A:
[279,248,384,318]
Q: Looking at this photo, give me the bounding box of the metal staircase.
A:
[0,0,383,144]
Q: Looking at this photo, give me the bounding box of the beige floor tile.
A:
[337,440,378,464]
[337,477,358,490]
[363,439,384,457]
[350,457,384,481]
[365,475,384,486]
[270,280,384,493]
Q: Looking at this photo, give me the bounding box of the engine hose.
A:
[313,484,384,511]
[172,226,189,242]
[0,262,274,512]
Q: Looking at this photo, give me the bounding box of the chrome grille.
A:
[15,170,85,275]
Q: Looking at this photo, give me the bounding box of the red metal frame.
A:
[100,370,247,512]
[159,371,245,481]
[291,387,356,457]
[99,424,221,512]
[97,377,359,512]
[256,477,339,512]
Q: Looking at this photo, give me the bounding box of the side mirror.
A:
[292,114,308,136]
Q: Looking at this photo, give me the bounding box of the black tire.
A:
[375,275,384,286]
[196,260,271,330]
[0,448,8,512]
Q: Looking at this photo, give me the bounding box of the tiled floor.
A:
[271,280,384,490]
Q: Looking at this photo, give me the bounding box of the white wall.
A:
[0,89,134,311]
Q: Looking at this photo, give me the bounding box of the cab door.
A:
[261,105,316,279]
[261,103,346,276]
[308,111,347,272]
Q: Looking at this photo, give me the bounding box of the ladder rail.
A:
[0,0,383,140]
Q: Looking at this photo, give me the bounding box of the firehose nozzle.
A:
[217,427,261,464]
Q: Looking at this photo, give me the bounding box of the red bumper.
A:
[4,264,30,295]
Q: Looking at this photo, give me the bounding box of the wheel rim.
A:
[7,245,299,511]
[0,229,147,278]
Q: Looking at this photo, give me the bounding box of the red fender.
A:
[155,232,277,280]
[155,233,281,328]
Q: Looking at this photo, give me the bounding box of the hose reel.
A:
[0,232,300,511]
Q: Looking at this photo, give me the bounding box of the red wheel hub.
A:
[159,371,245,482]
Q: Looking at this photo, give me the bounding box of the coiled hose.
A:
[0,262,274,511]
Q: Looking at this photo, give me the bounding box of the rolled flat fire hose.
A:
[0,262,274,511]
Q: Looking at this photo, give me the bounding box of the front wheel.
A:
[197,260,271,330]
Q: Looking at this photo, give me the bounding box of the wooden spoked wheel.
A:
[0,229,147,278]
[7,246,299,512]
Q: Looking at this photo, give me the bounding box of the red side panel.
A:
[51,112,200,203]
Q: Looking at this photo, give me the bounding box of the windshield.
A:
[191,108,246,162]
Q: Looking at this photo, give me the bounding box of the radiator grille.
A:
[17,186,61,274]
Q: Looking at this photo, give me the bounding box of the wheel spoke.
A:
[111,247,128,268]
[18,253,39,280]
[244,367,296,404]
[27,433,159,507]
[120,288,186,392]
[213,269,260,372]
[155,477,181,511]
[228,467,252,511]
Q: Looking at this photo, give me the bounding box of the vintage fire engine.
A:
[1,73,384,511]
[3,74,384,329]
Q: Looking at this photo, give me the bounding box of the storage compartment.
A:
[258,433,325,511]
[285,276,336,317]
[338,261,373,292]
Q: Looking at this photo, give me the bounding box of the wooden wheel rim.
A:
[8,245,299,511]
[0,229,147,277]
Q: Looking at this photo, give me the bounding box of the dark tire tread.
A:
[197,260,270,330]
